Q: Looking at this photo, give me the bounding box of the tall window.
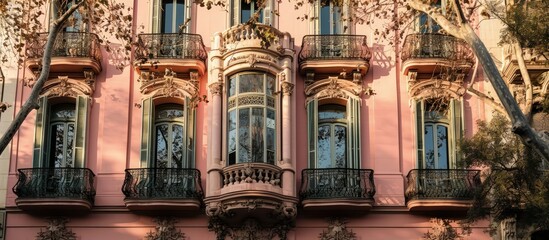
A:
[153,104,190,168]
[417,0,442,33]
[140,99,195,168]
[51,0,85,32]
[416,98,462,169]
[48,104,76,168]
[33,96,90,168]
[317,104,347,168]
[227,72,276,165]
[307,97,361,169]
[230,0,272,26]
[153,0,189,33]
[319,0,342,34]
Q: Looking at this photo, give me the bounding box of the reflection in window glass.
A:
[161,0,186,33]
[48,104,76,168]
[154,104,186,168]
[227,72,276,165]
[317,104,347,168]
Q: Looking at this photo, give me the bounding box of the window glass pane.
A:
[50,124,65,168]
[156,108,184,120]
[172,124,184,168]
[266,109,275,151]
[424,124,435,169]
[250,108,264,162]
[238,108,250,163]
[319,104,346,120]
[162,0,174,33]
[175,0,185,32]
[266,75,275,95]
[156,124,169,168]
[320,5,330,34]
[317,125,331,168]
[437,125,449,169]
[66,124,75,167]
[240,0,251,23]
[334,125,346,167]
[229,76,236,96]
[239,74,264,93]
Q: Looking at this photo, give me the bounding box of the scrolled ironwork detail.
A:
[13,168,96,204]
[27,32,102,63]
[135,33,207,63]
[404,169,481,202]
[300,168,376,200]
[298,35,371,64]
[122,168,203,200]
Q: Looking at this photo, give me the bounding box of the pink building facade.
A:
[5,0,531,239]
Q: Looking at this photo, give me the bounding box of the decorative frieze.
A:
[139,69,199,98]
[145,217,186,240]
[36,218,76,240]
[208,218,293,240]
[319,218,356,240]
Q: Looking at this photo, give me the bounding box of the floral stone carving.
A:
[319,218,356,240]
[36,218,77,240]
[145,217,186,240]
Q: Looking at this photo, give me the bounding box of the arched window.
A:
[140,99,195,168]
[227,72,276,165]
[307,96,361,169]
[48,103,76,168]
[317,104,347,168]
[153,103,188,168]
[416,98,462,169]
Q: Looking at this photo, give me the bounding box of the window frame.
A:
[415,98,462,170]
[141,98,196,169]
[225,71,278,166]
[311,0,350,34]
[152,0,192,33]
[229,0,274,27]
[307,97,361,169]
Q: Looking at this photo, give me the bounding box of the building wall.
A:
[4,0,496,239]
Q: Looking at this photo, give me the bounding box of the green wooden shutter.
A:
[347,97,361,169]
[307,99,317,168]
[74,95,90,168]
[141,98,153,167]
[415,100,425,169]
[186,97,195,168]
[152,0,160,33]
[451,98,463,167]
[33,97,48,167]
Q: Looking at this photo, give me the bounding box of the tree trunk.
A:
[0,2,84,155]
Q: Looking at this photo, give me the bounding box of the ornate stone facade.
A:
[35,218,76,240]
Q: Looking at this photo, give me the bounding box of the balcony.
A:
[300,168,376,213]
[204,163,297,224]
[501,46,549,84]
[26,32,102,74]
[298,35,371,76]
[121,168,203,212]
[134,33,207,75]
[13,168,96,213]
[405,169,481,212]
[401,33,475,76]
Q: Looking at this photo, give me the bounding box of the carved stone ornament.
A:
[247,54,257,67]
[408,78,465,101]
[281,81,294,96]
[319,218,357,240]
[305,72,315,86]
[145,217,186,240]
[227,53,277,68]
[139,69,198,98]
[500,218,517,240]
[209,82,223,96]
[306,77,365,101]
[83,70,95,89]
[208,218,292,240]
[36,218,77,240]
[511,84,526,105]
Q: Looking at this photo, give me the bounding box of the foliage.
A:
[423,218,470,240]
[484,0,549,53]
[0,0,133,69]
[460,114,549,237]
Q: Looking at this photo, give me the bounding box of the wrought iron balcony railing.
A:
[401,33,475,65]
[300,168,376,200]
[405,169,481,202]
[26,32,102,63]
[13,168,96,203]
[122,168,203,200]
[135,33,207,62]
[298,35,371,63]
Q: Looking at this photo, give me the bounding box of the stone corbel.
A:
[305,72,315,86]
[190,71,199,87]
[407,70,418,92]
[352,72,362,84]
[139,71,155,83]
[209,82,224,96]
[83,70,95,91]
[24,70,41,88]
